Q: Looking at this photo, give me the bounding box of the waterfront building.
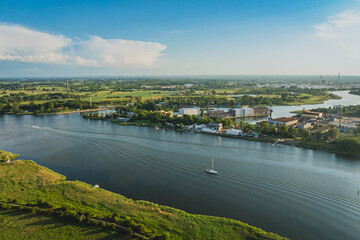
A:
[253,107,270,115]
[201,128,217,134]
[300,111,323,119]
[268,117,298,126]
[179,107,200,116]
[226,129,243,135]
[229,107,254,117]
[209,122,223,132]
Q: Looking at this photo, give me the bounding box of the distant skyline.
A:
[1,0,360,77]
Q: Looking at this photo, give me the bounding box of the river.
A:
[1,91,360,240]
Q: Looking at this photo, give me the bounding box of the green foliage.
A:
[0,150,19,162]
[336,137,360,154]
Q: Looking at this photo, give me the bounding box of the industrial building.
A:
[229,107,254,117]
[300,111,323,119]
[253,107,270,115]
[268,117,298,126]
[179,107,200,116]
[229,107,268,117]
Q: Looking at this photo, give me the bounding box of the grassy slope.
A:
[0,209,125,240]
[0,155,287,240]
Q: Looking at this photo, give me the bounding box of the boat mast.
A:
[212,157,214,169]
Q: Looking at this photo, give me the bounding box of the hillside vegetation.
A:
[0,151,287,240]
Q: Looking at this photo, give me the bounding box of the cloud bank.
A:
[0,24,166,67]
[314,10,360,40]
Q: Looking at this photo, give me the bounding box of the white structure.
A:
[179,107,200,116]
[229,108,242,117]
[229,107,253,117]
[226,129,243,135]
[202,128,216,134]
[184,84,194,88]
[195,124,206,130]
[241,107,253,116]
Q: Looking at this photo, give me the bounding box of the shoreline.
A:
[12,107,114,116]
[101,118,356,157]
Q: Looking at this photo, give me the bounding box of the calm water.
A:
[1,91,360,240]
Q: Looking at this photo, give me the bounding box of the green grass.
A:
[0,150,19,162]
[0,209,127,240]
[0,152,287,240]
[117,120,158,127]
[83,91,173,102]
[296,140,349,155]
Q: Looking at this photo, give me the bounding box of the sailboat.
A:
[206,157,218,174]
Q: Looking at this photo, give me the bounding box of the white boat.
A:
[31,125,40,129]
[272,139,284,148]
[206,157,218,174]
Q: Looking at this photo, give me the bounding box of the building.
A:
[301,111,323,119]
[202,128,217,134]
[179,107,200,116]
[161,86,176,89]
[226,129,243,135]
[242,107,254,116]
[195,124,206,130]
[229,107,254,117]
[184,84,194,88]
[298,122,312,130]
[229,108,242,117]
[253,107,269,115]
[184,124,198,131]
[209,122,223,132]
[207,110,229,119]
[268,117,298,126]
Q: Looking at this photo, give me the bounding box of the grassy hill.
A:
[0,151,287,240]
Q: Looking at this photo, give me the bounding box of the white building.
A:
[195,124,206,130]
[226,129,243,135]
[179,107,200,116]
[202,128,216,134]
[184,84,194,88]
[229,107,253,117]
[241,107,253,116]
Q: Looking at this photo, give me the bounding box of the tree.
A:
[313,131,323,141]
[302,129,311,140]
[289,127,298,137]
[325,126,340,142]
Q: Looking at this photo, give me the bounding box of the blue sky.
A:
[0,0,360,76]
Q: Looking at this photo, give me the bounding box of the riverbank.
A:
[0,150,286,240]
[26,107,113,116]
[86,117,360,157]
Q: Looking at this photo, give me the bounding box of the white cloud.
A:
[0,24,166,67]
[76,36,166,67]
[314,10,360,40]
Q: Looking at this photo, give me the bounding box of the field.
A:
[0,209,125,240]
[0,153,287,240]
[83,91,174,102]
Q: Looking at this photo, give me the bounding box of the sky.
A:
[1,0,360,77]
